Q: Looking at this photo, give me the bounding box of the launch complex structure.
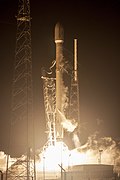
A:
[5,0,80,178]
[3,0,120,179]
[39,23,120,180]
[5,0,80,179]
[41,22,80,149]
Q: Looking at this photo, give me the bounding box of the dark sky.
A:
[0,0,120,155]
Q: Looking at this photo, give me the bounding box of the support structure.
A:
[6,0,36,180]
[69,39,80,127]
[41,70,56,146]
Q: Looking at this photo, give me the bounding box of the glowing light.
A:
[36,142,70,172]
[0,136,120,177]
[35,136,120,175]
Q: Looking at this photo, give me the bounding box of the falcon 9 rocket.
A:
[55,22,64,140]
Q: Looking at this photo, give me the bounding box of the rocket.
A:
[55,22,64,140]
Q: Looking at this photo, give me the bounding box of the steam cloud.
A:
[0,135,120,175]
[75,133,120,174]
[58,109,78,132]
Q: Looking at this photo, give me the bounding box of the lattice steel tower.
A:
[69,39,80,130]
[41,67,56,146]
[6,0,36,180]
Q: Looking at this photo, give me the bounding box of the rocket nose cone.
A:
[55,22,64,42]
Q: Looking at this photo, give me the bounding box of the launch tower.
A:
[69,39,80,137]
[6,0,36,180]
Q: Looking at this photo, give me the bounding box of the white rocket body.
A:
[55,23,64,140]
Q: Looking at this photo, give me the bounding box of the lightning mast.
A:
[6,0,36,180]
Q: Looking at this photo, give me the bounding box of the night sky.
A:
[0,0,120,155]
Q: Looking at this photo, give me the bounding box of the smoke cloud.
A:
[75,133,120,174]
[0,151,7,172]
[72,133,81,148]
[0,152,17,172]
[58,109,78,132]
[0,134,120,175]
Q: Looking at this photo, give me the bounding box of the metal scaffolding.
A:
[6,0,36,180]
[41,73,56,146]
[69,39,80,127]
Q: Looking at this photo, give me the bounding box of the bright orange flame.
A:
[36,140,117,175]
[36,142,70,172]
[36,142,99,174]
[70,149,98,166]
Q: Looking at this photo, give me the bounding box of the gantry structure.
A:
[41,64,56,146]
[69,39,80,124]
[6,0,36,180]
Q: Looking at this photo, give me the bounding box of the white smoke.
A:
[61,86,69,112]
[72,133,81,148]
[58,109,78,132]
[0,134,120,176]
[0,152,17,172]
[75,133,120,174]
[62,119,77,132]
[0,151,7,172]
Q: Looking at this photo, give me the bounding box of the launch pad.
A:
[39,23,120,180]
[5,3,120,177]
